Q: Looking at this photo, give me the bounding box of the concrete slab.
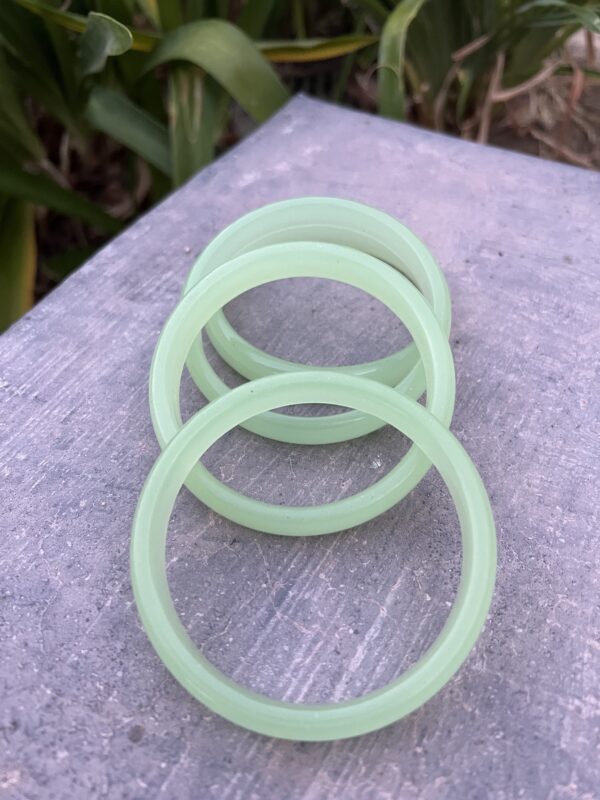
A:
[1,95,598,799]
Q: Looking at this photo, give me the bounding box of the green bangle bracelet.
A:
[150,242,455,535]
[132,371,496,742]
[183,237,452,447]
[184,197,451,444]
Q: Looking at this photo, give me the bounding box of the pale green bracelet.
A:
[150,241,455,535]
[183,197,451,444]
[132,371,496,741]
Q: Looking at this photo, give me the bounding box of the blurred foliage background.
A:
[1,0,599,330]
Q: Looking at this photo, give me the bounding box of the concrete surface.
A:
[1,95,599,800]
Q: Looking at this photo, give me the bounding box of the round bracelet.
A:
[183,238,453,446]
[183,197,451,442]
[132,371,496,742]
[150,241,455,535]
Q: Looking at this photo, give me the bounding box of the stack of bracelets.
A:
[130,197,496,741]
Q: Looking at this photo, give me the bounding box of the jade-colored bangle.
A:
[150,241,455,535]
[183,238,452,446]
[183,197,451,443]
[132,371,496,742]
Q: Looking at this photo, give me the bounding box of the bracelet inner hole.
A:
[166,467,460,704]
[199,419,412,506]
[221,277,413,366]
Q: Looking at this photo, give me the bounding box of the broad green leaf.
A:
[86,85,171,176]
[97,0,137,21]
[0,48,44,163]
[292,0,306,38]
[517,1,600,33]
[404,0,466,104]
[0,196,36,331]
[529,16,600,33]
[185,0,208,19]
[503,24,567,84]
[378,0,427,120]
[455,67,474,125]
[0,161,122,233]
[168,66,218,186]
[238,0,278,38]
[156,0,183,31]
[135,0,160,26]
[259,34,378,63]
[12,0,86,33]
[13,0,159,52]
[145,20,289,122]
[352,0,389,24]
[332,20,367,102]
[78,12,133,76]
[0,2,76,131]
[44,16,79,109]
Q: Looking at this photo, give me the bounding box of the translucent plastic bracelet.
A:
[131,371,496,742]
[183,197,451,444]
[150,241,455,535]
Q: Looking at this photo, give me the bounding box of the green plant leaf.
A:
[12,0,159,52]
[78,11,133,77]
[259,34,379,63]
[135,0,160,26]
[86,85,171,175]
[503,24,567,84]
[12,0,87,33]
[168,66,219,186]
[405,0,468,106]
[516,1,600,33]
[455,67,474,125]
[292,0,307,39]
[156,0,183,31]
[0,196,36,331]
[529,16,600,33]
[0,2,76,131]
[0,161,122,233]
[352,0,389,24]
[378,0,427,120]
[144,19,289,122]
[238,0,278,38]
[0,48,44,163]
[44,14,80,109]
